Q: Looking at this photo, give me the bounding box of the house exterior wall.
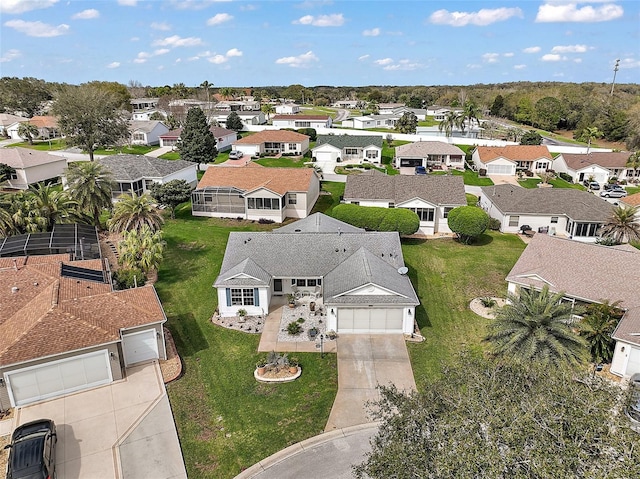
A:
[245,188,285,222]
[275,105,300,114]
[216,133,237,151]
[610,341,638,377]
[217,287,270,317]
[5,159,68,190]
[574,165,611,185]
[324,305,415,335]
[120,322,167,362]
[272,118,331,129]
[160,165,198,188]
[236,145,262,157]
[313,144,341,162]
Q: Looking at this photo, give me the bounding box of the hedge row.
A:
[332,204,420,235]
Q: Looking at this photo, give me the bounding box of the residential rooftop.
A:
[97,154,195,181]
[395,141,465,157]
[561,151,632,170]
[234,130,309,144]
[0,147,67,169]
[475,145,551,162]
[315,135,382,149]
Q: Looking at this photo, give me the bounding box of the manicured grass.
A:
[418,118,439,127]
[403,232,526,386]
[466,193,478,206]
[518,178,540,189]
[518,178,587,190]
[626,186,640,195]
[155,208,338,479]
[254,156,308,168]
[451,169,494,186]
[159,152,181,160]
[381,141,407,176]
[312,181,345,215]
[94,145,157,156]
[8,139,67,151]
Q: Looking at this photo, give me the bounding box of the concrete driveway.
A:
[4,362,186,479]
[325,335,416,432]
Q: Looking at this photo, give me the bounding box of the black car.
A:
[4,419,57,479]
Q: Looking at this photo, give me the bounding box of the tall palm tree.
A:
[17,123,39,145]
[599,205,640,244]
[485,285,587,366]
[579,126,603,154]
[438,110,461,141]
[28,183,81,231]
[108,193,164,233]
[220,87,233,100]
[200,80,213,103]
[626,151,640,180]
[462,101,481,136]
[578,301,623,363]
[118,225,166,273]
[65,161,115,228]
[261,103,275,121]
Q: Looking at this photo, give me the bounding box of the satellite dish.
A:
[397,266,408,275]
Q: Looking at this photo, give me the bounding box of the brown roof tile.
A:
[621,192,640,207]
[476,145,551,163]
[234,130,309,144]
[561,151,631,170]
[196,164,317,195]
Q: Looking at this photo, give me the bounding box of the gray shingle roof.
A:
[129,120,166,134]
[215,258,272,287]
[480,184,613,222]
[395,141,465,157]
[315,135,383,149]
[344,172,467,206]
[97,154,195,181]
[273,213,364,233]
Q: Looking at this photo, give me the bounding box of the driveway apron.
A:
[325,334,416,432]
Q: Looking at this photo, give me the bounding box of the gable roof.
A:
[29,116,58,129]
[129,120,167,133]
[274,213,364,233]
[344,171,467,206]
[395,141,465,157]
[0,113,28,127]
[560,152,631,170]
[97,154,195,181]
[0,255,166,366]
[314,135,382,150]
[621,192,640,207]
[480,184,613,222]
[475,145,551,163]
[272,115,330,121]
[0,147,67,169]
[196,164,316,195]
[160,125,236,140]
[234,130,309,144]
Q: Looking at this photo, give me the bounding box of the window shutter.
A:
[226,288,231,307]
[254,288,260,307]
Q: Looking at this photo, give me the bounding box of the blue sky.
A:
[1,0,638,87]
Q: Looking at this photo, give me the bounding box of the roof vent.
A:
[11,286,19,293]
[398,267,409,275]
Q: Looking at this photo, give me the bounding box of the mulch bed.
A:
[160,327,182,384]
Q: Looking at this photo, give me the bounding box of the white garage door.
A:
[6,350,112,407]
[315,151,336,163]
[626,346,640,376]
[337,308,404,333]
[487,164,513,175]
[122,329,159,366]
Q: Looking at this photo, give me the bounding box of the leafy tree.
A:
[489,94,504,116]
[515,96,534,125]
[177,107,217,170]
[118,225,165,274]
[332,204,419,235]
[438,110,463,139]
[447,206,489,244]
[225,111,244,132]
[395,112,418,134]
[65,161,115,227]
[626,103,640,150]
[355,353,640,479]
[520,130,543,145]
[53,84,129,161]
[219,87,234,100]
[406,96,423,109]
[200,80,213,103]
[0,163,16,183]
[150,179,192,219]
[486,285,587,365]
[599,205,640,244]
[0,77,52,116]
[17,123,39,145]
[578,301,624,363]
[108,193,164,233]
[148,111,165,121]
[533,96,563,131]
[85,81,131,110]
[368,100,379,115]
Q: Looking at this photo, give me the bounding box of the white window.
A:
[288,193,297,205]
[247,198,280,210]
[509,215,520,227]
[345,148,359,156]
[288,143,298,150]
[551,217,558,224]
[408,207,434,222]
[443,207,453,218]
[366,150,379,159]
[231,288,255,306]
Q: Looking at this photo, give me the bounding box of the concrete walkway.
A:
[325,335,416,432]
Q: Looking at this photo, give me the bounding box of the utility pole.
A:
[610,59,620,97]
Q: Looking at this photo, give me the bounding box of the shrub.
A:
[296,128,317,141]
[287,321,302,335]
[488,217,501,231]
[479,168,487,177]
[447,206,490,244]
[558,172,573,182]
[113,267,147,289]
[332,204,420,235]
[480,296,497,308]
[258,218,275,224]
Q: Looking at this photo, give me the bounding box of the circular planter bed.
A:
[254,366,301,383]
[469,297,506,319]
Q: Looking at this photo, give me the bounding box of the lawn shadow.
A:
[414,303,431,329]
[469,233,494,246]
[168,312,209,357]
[402,237,427,246]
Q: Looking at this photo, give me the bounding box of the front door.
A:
[273,279,283,293]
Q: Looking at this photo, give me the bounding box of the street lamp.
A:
[610,59,620,97]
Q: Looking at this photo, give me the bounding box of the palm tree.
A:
[118,225,166,273]
[626,151,640,180]
[579,126,603,154]
[28,183,82,231]
[599,205,640,244]
[485,285,587,366]
[462,101,481,136]
[578,301,623,363]
[65,162,115,228]
[17,123,39,145]
[220,87,233,100]
[438,110,461,141]
[200,80,213,103]
[261,103,275,122]
[108,193,164,234]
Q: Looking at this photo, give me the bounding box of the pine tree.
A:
[177,107,217,170]
[226,111,244,132]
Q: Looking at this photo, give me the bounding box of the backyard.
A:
[154,183,526,478]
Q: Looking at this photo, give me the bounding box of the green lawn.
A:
[94,145,157,156]
[451,169,494,186]
[254,156,308,168]
[159,152,181,160]
[8,139,68,151]
[626,186,640,195]
[312,181,344,216]
[518,178,587,190]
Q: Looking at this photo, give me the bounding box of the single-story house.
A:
[29,116,61,140]
[377,103,405,113]
[159,126,237,150]
[0,113,28,137]
[95,154,198,199]
[479,184,614,242]
[394,141,466,171]
[553,152,636,184]
[129,120,169,146]
[472,145,552,176]
[426,106,464,121]
[505,234,640,378]
[191,163,320,222]
[341,115,398,130]
[232,130,310,157]
[0,254,167,408]
[0,147,68,190]
[343,171,467,235]
[209,110,266,129]
[131,97,159,112]
[215,100,261,111]
[313,135,383,164]
[271,115,332,129]
[332,100,361,109]
[213,213,419,334]
[621,192,640,209]
[385,107,428,121]
[275,103,301,115]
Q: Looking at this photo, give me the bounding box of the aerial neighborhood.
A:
[1,76,640,479]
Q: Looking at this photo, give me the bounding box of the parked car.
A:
[626,373,640,433]
[600,189,628,198]
[228,150,244,160]
[4,419,57,479]
[603,183,624,191]
[415,166,427,175]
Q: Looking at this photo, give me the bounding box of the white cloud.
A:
[4,19,69,37]
[541,53,566,62]
[0,49,21,62]
[514,64,527,70]
[551,44,588,53]
[621,58,640,69]
[240,4,257,11]
[293,14,344,27]
[208,54,227,64]
[153,35,203,47]
[72,9,99,20]
[154,48,170,56]
[107,62,120,69]
[205,48,242,64]
[429,7,523,27]
[0,0,58,14]
[523,46,541,54]
[536,2,623,23]
[382,59,421,71]
[226,48,242,57]
[275,50,319,68]
[130,36,140,41]
[117,0,137,6]
[187,56,200,61]
[133,58,146,64]
[358,54,370,61]
[504,52,514,57]
[170,0,232,11]
[374,58,394,66]
[363,27,380,37]
[207,13,233,26]
[482,53,500,63]
[151,22,171,31]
